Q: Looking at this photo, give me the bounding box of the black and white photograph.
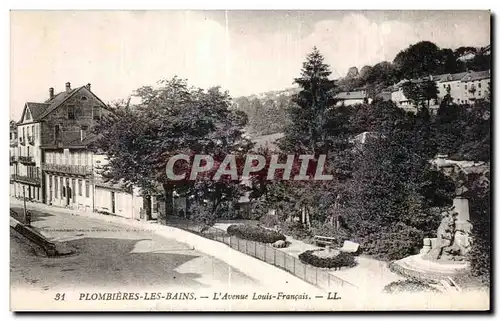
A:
[8,9,491,311]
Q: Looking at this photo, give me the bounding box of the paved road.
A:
[10,205,257,293]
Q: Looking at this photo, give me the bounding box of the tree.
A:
[279,46,340,156]
[402,79,439,108]
[343,110,455,260]
[394,41,442,79]
[92,77,252,224]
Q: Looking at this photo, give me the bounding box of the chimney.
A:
[86,83,91,91]
[65,82,71,93]
[49,87,54,100]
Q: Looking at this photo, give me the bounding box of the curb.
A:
[10,216,57,257]
[10,216,75,257]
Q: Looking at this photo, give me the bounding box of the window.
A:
[479,91,482,96]
[60,177,64,198]
[54,177,58,199]
[54,125,61,141]
[81,125,89,140]
[67,105,75,120]
[93,106,101,120]
[72,179,76,203]
[465,84,468,90]
[25,109,31,121]
[78,179,82,196]
[478,82,482,88]
[85,180,90,198]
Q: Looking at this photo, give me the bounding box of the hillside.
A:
[233,41,491,136]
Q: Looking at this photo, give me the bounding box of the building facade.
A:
[11,82,156,221]
[335,90,371,106]
[10,122,18,196]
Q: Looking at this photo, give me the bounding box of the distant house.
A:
[335,90,371,106]
[434,70,490,105]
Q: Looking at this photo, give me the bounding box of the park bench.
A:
[313,235,336,247]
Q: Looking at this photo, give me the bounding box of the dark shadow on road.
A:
[11,236,208,289]
[10,206,55,224]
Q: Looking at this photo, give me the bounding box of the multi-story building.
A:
[10,121,18,196]
[14,102,45,200]
[434,70,490,105]
[390,70,490,109]
[12,82,158,220]
[37,82,109,210]
[460,70,491,103]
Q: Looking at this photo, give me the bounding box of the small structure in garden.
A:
[391,156,489,281]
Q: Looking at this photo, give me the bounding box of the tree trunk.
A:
[162,183,174,224]
[143,195,152,220]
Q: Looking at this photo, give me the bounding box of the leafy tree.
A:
[393,41,442,79]
[466,170,490,286]
[343,110,455,260]
[92,77,252,224]
[402,79,439,108]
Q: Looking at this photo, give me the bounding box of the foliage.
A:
[227,224,286,243]
[401,79,439,108]
[342,103,455,261]
[298,250,356,269]
[92,77,253,223]
[281,221,313,240]
[435,100,490,161]
[259,213,280,228]
[383,279,439,293]
[466,173,491,286]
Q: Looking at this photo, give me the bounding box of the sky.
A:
[10,10,490,120]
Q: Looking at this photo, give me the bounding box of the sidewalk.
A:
[212,221,404,293]
[9,198,321,293]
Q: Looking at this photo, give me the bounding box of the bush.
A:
[227,224,286,243]
[281,221,313,240]
[383,279,439,294]
[298,250,356,269]
[259,213,280,228]
[359,224,424,261]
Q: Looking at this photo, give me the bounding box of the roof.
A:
[336,91,367,100]
[26,102,50,120]
[436,72,469,83]
[462,70,490,82]
[37,87,81,119]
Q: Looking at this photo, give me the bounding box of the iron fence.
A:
[174,219,354,291]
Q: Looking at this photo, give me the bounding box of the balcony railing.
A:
[12,174,41,186]
[28,135,35,145]
[10,156,17,164]
[41,163,93,176]
[19,156,35,165]
[19,137,26,146]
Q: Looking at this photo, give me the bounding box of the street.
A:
[10,204,257,293]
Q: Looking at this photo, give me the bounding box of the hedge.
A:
[227,224,286,243]
[298,250,356,269]
[383,279,440,294]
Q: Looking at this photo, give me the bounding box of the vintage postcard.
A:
[9,10,491,311]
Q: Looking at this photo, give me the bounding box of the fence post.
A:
[229,235,232,248]
[304,263,306,280]
[293,257,296,274]
[254,241,257,258]
[264,243,266,261]
[273,247,276,265]
[237,238,240,251]
[315,268,318,285]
